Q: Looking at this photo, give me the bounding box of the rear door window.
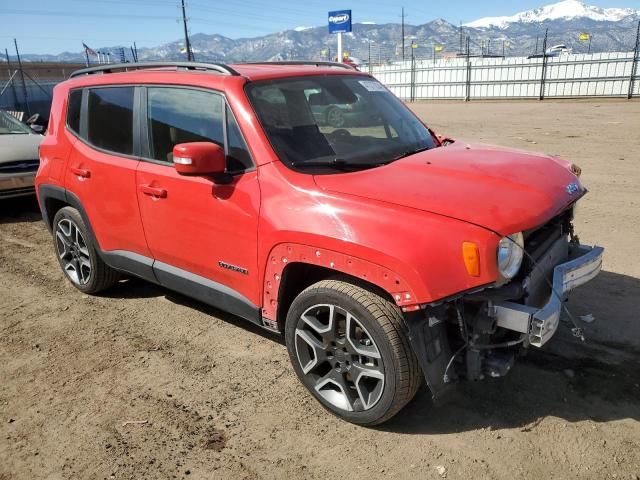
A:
[87,87,135,155]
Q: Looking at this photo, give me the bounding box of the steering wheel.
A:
[328,129,351,140]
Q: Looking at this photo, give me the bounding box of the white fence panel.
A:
[370,51,639,101]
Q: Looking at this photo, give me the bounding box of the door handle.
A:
[70,167,91,178]
[139,184,167,198]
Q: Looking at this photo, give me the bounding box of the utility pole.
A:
[13,38,30,115]
[459,22,463,54]
[401,7,406,62]
[180,0,194,61]
[588,34,592,54]
[133,42,139,62]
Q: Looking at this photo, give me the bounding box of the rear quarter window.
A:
[66,89,82,135]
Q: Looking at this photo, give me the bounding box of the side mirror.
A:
[173,142,225,176]
[436,134,455,146]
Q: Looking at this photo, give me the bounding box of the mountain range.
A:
[10,0,640,64]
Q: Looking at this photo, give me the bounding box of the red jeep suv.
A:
[36,61,603,425]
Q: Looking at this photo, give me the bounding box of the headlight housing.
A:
[497,232,524,280]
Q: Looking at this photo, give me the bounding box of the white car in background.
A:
[545,44,571,56]
[0,110,43,199]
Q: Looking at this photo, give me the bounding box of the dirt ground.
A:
[1,100,639,480]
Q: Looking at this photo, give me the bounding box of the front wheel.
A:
[285,280,422,425]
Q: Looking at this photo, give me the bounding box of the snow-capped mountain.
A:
[465,0,639,29]
[9,0,639,64]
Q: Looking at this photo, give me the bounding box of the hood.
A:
[313,143,582,235]
[0,133,42,164]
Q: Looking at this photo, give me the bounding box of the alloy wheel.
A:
[55,218,92,285]
[327,108,345,128]
[294,304,385,412]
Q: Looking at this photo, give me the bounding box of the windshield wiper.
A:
[391,146,431,161]
[291,158,388,171]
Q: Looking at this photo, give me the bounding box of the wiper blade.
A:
[292,158,388,170]
[391,146,431,161]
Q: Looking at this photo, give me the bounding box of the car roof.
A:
[229,63,367,81]
[65,62,369,88]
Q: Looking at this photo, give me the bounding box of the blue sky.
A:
[1,0,638,55]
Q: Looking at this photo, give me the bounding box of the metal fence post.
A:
[13,38,31,115]
[465,37,471,101]
[410,47,416,101]
[628,20,640,100]
[539,29,549,100]
[4,48,19,109]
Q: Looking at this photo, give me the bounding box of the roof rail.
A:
[238,61,356,70]
[69,62,240,79]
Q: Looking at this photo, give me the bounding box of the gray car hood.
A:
[0,134,42,164]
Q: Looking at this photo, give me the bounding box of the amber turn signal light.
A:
[462,242,480,277]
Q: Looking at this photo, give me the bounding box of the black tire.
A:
[285,279,422,425]
[52,206,120,294]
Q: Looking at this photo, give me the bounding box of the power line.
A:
[0,8,177,20]
[0,34,168,43]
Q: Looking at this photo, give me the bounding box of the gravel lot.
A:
[1,100,639,480]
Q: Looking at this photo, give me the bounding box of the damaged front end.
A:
[406,211,604,399]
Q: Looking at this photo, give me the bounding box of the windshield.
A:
[0,111,32,135]
[246,75,435,172]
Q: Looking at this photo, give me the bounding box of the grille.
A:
[0,160,40,174]
[523,207,573,264]
[520,206,574,306]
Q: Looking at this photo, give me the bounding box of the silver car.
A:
[0,110,42,199]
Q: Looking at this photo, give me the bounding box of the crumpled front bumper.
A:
[492,244,604,347]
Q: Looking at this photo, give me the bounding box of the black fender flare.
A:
[38,184,100,251]
[38,184,157,281]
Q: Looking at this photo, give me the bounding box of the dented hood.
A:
[313,143,582,236]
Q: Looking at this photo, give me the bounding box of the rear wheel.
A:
[53,206,119,294]
[285,279,422,425]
